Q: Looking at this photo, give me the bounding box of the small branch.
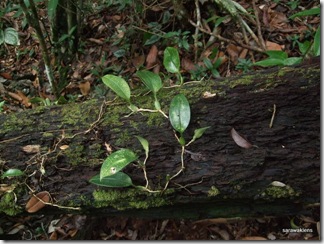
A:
[193,0,201,63]
[269,104,276,128]
[188,19,264,53]
[252,0,266,51]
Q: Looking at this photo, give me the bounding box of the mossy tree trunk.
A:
[0,58,320,218]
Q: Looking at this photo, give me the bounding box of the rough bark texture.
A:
[0,58,320,219]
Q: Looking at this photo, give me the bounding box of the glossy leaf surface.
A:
[90,173,133,188]
[136,70,162,94]
[169,94,190,134]
[100,149,138,180]
[163,47,180,73]
[102,75,131,102]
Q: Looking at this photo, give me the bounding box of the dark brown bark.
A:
[0,58,320,218]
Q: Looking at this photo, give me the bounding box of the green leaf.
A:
[4,27,20,46]
[298,40,311,55]
[254,58,285,67]
[135,136,149,158]
[2,169,24,178]
[283,57,302,66]
[102,75,131,102]
[169,94,191,134]
[144,35,161,46]
[0,30,4,45]
[192,126,211,142]
[265,51,288,60]
[48,0,58,20]
[163,47,180,73]
[136,70,162,94]
[289,7,320,19]
[100,149,138,180]
[313,26,320,56]
[89,173,133,188]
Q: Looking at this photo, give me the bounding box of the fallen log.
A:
[0,58,320,218]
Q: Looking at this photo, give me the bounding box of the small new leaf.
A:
[2,169,24,178]
[192,126,211,141]
[135,136,149,158]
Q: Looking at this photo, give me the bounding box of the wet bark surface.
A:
[0,58,320,218]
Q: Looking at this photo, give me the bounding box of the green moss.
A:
[260,185,300,200]
[115,130,132,146]
[0,192,23,216]
[42,132,54,137]
[146,111,165,127]
[208,186,220,197]
[93,188,174,210]
[63,144,85,166]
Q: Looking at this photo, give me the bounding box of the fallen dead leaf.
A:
[60,145,69,150]
[79,81,91,96]
[17,90,31,107]
[22,144,40,154]
[230,128,253,149]
[241,236,267,240]
[25,191,51,213]
[266,41,284,51]
[146,45,158,69]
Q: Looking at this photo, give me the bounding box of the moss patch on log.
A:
[92,188,175,211]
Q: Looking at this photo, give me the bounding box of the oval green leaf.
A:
[254,58,285,67]
[101,75,131,102]
[90,173,133,188]
[136,70,162,94]
[2,168,24,178]
[4,27,20,46]
[100,149,138,180]
[169,94,191,134]
[48,0,59,20]
[135,136,149,157]
[163,47,180,73]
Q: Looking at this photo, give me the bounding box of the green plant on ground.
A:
[235,58,253,73]
[0,101,5,112]
[90,48,210,192]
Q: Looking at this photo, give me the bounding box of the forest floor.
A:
[0,0,320,240]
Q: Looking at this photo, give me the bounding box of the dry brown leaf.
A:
[25,191,51,213]
[22,144,40,154]
[181,57,196,72]
[132,54,145,69]
[17,90,31,107]
[8,91,22,102]
[241,236,267,240]
[146,45,158,69]
[79,81,91,96]
[226,44,239,64]
[230,128,253,149]
[0,72,12,79]
[266,41,284,51]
